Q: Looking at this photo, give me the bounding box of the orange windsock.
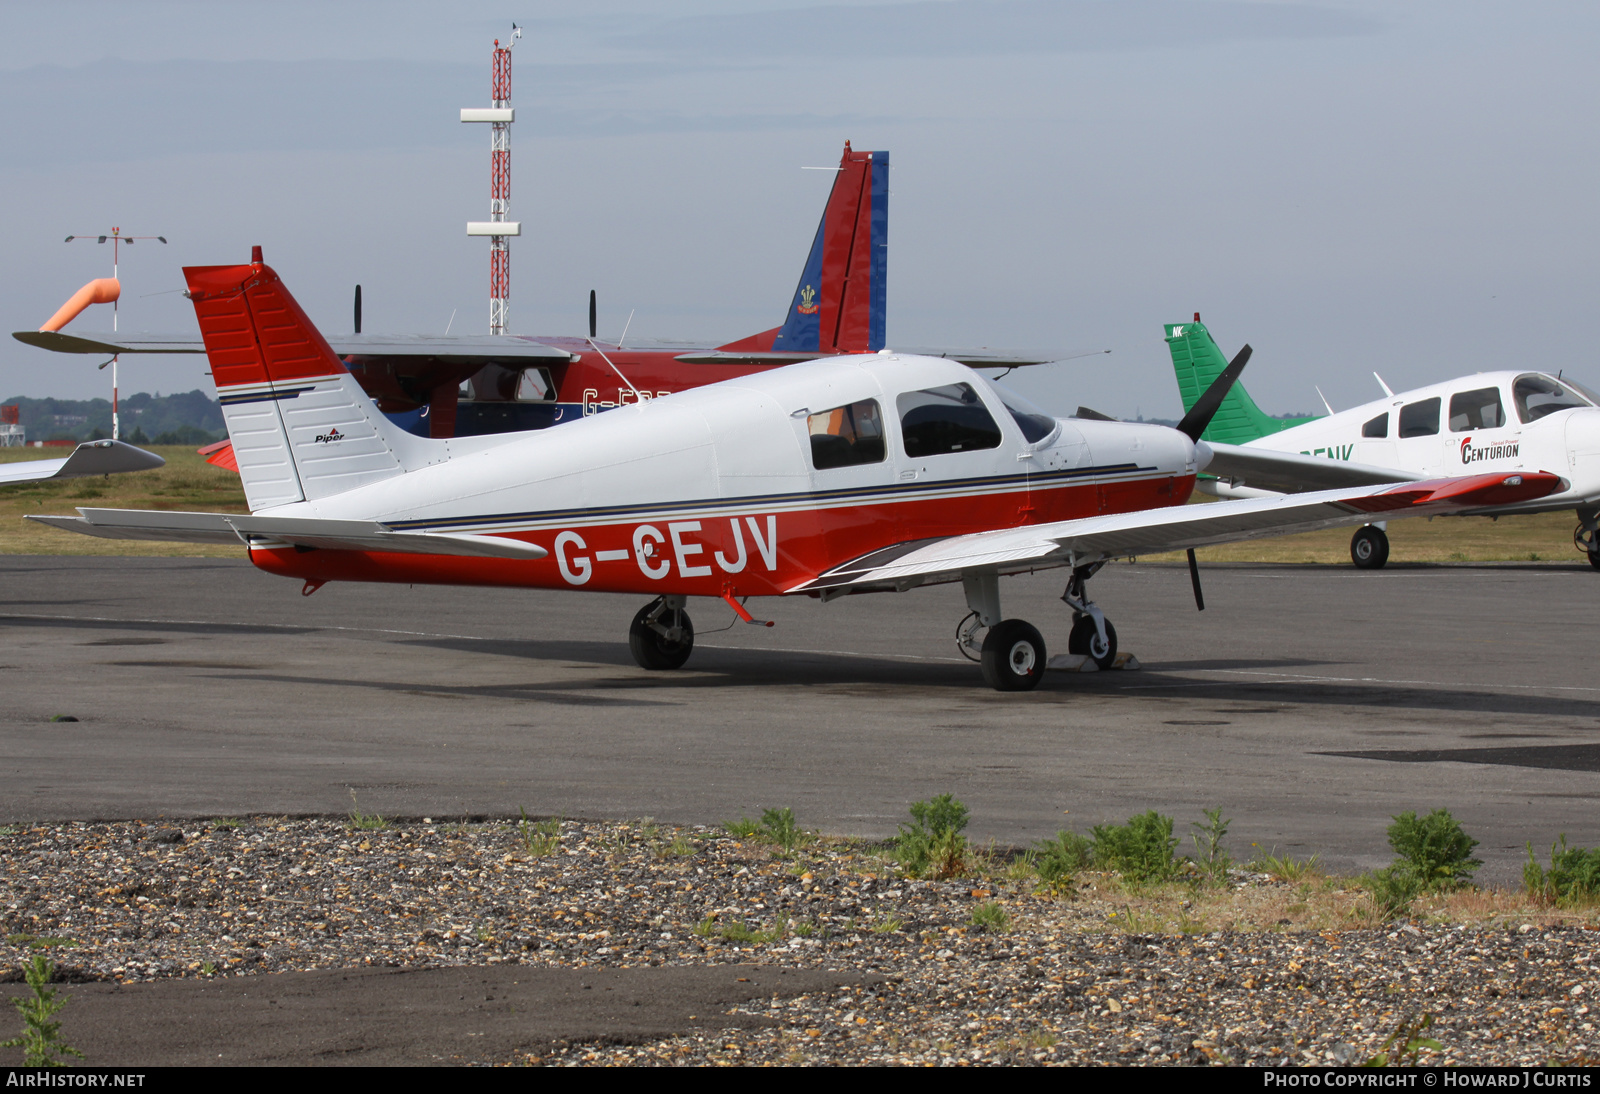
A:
[40,278,121,332]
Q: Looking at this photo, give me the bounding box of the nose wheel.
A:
[1068,614,1118,670]
[1350,525,1389,569]
[629,596,694,670]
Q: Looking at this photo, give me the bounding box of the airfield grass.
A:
[0,445,248,557]
[0,446,1587,564]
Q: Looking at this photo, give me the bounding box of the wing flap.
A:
[1199,441,1417,493]
[790,471,1564,593]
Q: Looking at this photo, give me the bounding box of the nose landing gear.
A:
[1061,564,1117,670]
[629,595,694,670]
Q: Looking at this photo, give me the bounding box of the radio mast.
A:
[461,25,522,334]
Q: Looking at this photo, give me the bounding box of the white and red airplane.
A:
[29,253,1564,690]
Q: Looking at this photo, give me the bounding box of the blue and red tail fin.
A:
[718,142,888,355]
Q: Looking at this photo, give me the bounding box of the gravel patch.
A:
[2,817,1597,1066]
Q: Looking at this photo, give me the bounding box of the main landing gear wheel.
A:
[980,619,1047,692]
[1350,525,1390,570]
[1589,548,1600,573]
[629,598,694,670]
[1068,614,1118,670]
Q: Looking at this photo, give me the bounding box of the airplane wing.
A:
[26,508,548,561]
[12,330,575,362]
[790,471,1562,594]
[673,347,1065,368]
[1198,441,1419,493]
[0,440,165,485]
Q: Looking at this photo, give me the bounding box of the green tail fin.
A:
[1165,317,1318,444]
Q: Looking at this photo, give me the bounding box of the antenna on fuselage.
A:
[1374,373,1394,398]
[585,337,642,400]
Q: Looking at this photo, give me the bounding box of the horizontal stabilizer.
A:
[28,508,547,560]
[1198,441,1418,493]
[791,471,1564,593]
[0,440,165,486]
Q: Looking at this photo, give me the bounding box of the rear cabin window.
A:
[1514,375,1593,423]
[807,399,885,469]
[1398,397,1440,438]
[897,383,1002,458]
[1362,413,1389,438]
[1449,387,1505,432]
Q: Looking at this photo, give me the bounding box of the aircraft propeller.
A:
[589,290,597,340]
[1176,344,1251,442]
[354,285,362,335]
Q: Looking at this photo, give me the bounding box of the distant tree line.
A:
[0,390,225,444]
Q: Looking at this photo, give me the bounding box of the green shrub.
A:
[1034,830,1093,885]
[1524,836,1600,903]
[895,794,970,879]
[1092,811,1178,882]
[1386,809,1481,890]
[722,817,762,839]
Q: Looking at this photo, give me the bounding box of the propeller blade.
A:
[1075,406,1118,422]
[589,290,597,340]
[354,285,362,335]
[1187,548,1205,611]
[1176,344,1252,442]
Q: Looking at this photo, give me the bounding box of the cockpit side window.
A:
[896,383,1003,457]
[1398,397,1440,438]
[1362,413,1389,439]
[807,399,886,470]
[1448,387,1505,432]
[1514,375,1593,423]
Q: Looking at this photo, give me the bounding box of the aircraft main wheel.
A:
[628,600,694,670]
[1350,525,1390,570]
[1067,614,1118,670]
[980,619,1047,692]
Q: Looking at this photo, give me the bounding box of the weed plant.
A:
[1091,811,1179,882]
[1387,809,1481,889]
[346,789,385,831]
[970,902,1009,933]
[1,956,82,1067]
[759,807,800,854]
[1034,830,1093,887]
[1190,808,1233,883]
[894,794,970,879]
[517,808,561,856]
[1525,836,1600,903]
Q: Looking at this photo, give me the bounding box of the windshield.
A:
[1514,374,1594,423]
[986,379,1060,444]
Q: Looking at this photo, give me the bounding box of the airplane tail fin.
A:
[717,141,888,355]
[1164,316,1316,444]
[185,248,428,511]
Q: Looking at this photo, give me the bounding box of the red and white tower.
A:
[462,25,521,335]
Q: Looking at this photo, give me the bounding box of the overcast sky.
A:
[2,0,1596,420]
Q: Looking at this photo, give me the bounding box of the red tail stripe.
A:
[184,261,346,387]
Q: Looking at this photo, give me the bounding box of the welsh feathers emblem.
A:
[797,284,819,315]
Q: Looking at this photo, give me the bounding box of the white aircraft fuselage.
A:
[1202,370,1600,515]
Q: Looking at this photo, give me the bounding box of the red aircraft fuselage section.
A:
[246,470,1199,596]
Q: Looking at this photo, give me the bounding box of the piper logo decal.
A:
[314,427,346,444]
[1460,436,1519,464]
